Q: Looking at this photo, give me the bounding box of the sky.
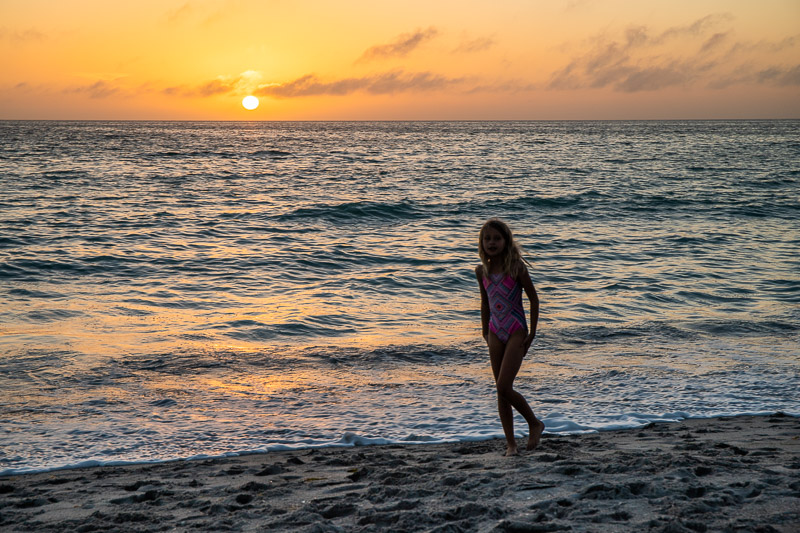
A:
[1,0,799,120]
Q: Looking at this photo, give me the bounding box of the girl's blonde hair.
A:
[478,218,527,278]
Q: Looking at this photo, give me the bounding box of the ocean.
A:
[1,120,798,476]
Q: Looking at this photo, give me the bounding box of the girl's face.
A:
[482,226,506,258]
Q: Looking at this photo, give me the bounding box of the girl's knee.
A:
[496,382,514,400]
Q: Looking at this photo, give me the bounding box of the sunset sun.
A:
[242,96,259,110]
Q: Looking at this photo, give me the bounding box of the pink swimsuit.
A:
[483,273,527,343]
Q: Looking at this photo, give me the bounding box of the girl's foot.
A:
[527,419,545,451]
[504,445,519,457]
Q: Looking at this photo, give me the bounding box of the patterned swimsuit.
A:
[483,272,527,343]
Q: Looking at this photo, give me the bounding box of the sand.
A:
[1,414,798,532]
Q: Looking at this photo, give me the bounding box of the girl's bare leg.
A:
[488,333,517,455]
[488,331,544,455]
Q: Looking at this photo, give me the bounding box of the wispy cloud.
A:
[709,63,800,89]
[0,27,46,44]
[655,14,734,44]
[724,35,798,57]
[191,78,235,97]
[64,79,124,99]
[7,69,260,101]
[700,32,729,53]
[548,14,800,92]
[453,35,496,54]
[356,28,438,63]
[464,79,538,94]
[565,0,593,11]
[166,2,193,25]
[164,71,262,97]
[255,70,462,98]
[758,64,800,86]
[164,2,226,29]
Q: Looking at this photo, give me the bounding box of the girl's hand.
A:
[523,333,536,353]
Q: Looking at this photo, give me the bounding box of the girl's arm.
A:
[475,265,490,342]
[518,263,539,352]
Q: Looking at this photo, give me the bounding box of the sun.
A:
[242,95,259,110]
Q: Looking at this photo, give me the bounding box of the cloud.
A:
[163,79,235,97]
[548,14,800,92]
[64,79,124,99]
[164,71,263,97]
[614,65,690,92]
[465,79,539,94]
[709,63,800,89]
[61,73,250,100]
[194,79,236,96]
[700,32,729,53]
[0,27,46,44]
[357,28,438,63]
[565,0,593,11]
[9,68,474,101]
[725,35,798,57]
[255,70,463,98]
[453,36,496,54]
[166,2,193,24]
[758,64,800,86]
[654,13,734,44]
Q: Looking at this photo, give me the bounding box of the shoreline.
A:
[2,415,798,532]
[7,411,798,479]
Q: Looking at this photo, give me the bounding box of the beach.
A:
[2,414,798,532]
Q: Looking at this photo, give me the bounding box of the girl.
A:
[476,218,545,456]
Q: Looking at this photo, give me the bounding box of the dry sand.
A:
[1,414,798,532]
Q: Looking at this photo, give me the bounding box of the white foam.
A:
[3,411,796,477]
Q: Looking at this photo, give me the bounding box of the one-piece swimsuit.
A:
[483,272,527,343]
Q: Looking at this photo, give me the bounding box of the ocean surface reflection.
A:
[1,120,797,474]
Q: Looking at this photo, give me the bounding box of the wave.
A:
[250,149,292,158]
[548,317,798,346]
[681,318,799,337]
[0,256,158,282]
[144,148,292,160]
[272,192,614,226]
[300,344,475,367]
[270,188,799,227]
[24,308,85,322]
[7,288,60,299]
[276,199,425,223]
[226,318,356,342]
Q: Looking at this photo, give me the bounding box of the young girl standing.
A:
[476,218,545,456]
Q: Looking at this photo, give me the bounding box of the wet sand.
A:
[1,414,798,532]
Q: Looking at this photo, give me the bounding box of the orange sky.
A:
[2,0,799,120]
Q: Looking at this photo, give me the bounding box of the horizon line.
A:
[2,117,799,123]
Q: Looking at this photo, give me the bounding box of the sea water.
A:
[1,120,798,475]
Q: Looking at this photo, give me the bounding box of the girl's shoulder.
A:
[514,260,535,286]
[475,264,486,278]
